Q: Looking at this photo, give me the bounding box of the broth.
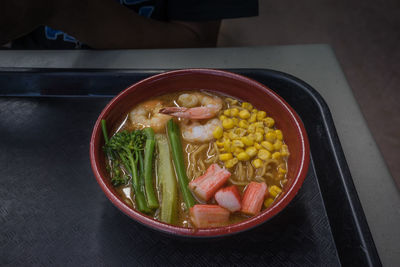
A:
[105,91,289,228]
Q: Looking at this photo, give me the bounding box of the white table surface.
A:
[1,45,399,266]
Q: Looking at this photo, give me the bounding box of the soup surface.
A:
[103,91,289,228]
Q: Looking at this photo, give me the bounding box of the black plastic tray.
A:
[0,69,381,266]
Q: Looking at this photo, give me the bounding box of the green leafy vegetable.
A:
[103,126,150,213]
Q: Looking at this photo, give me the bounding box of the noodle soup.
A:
[102,91,289,228]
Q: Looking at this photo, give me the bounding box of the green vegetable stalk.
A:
[137,150,151,213]
[166,119,196,209]
[101,119,109,144]
[102,125,150,213]
[129,150,150,214]
[143,128,159,209]
[156,134,177,224]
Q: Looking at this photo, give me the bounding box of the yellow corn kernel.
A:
[223,132,230,139]
[224,161,233,168]
[232,140,244,148]
[241,136,254,147]
[263,117,275,127]
[223,109,231,116]
[258,149,271,160]
[254,122,264,128]
[213,126,223,139]
[237,152,250,161]
[275,129,283,141]
[234,147,244,154]
[239,109,250,119]
[274,140,282,151]
[245,146,258,158]
[252,158,263,168]
[232,117,239,126]
[281,144,290,156]
[255,127,265,134]
[231,108,239,117]
[247,133,255,141]
[265,131,276,142]
[272,152,281,159]
[248,124,256,133]
[261,141,274,152]
[233,149,244,157]
[238,120,249,129]
[264,198,274,208]
[234,128,246,137]
[219,153,233,161]
[278,173,286,180]
[281,151,289,157]
[225,97,238,105]
[242,102,253,110]
[248,113,257,123]
[251,108,258,113]
[254,143,262,150]
[254,132,263,142]
[257,111,267,121]
[223,140,232,152]
[265,127,274,133]
[269,185,282,198]
[221,147,229,154]
[222,118,234,129]
[278,167,287,174]
[225,158,238,168]
[278,163,286,169]
[219,115,227,121]
[216,140,225,147]
[229,131,239,140]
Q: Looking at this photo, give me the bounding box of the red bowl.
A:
[90,69,310,237]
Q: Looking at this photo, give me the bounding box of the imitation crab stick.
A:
[215,186,242,212]
[241,182,268,215]
[189,163,231,201]
[190,205,230,228]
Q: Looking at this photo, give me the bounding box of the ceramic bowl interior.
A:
[90,69,310,237]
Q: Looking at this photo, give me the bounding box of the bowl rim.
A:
[90,68,310,237]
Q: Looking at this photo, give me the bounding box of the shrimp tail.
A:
[160,107,188,114]
[160,107,215,119]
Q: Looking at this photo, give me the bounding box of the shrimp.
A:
[159,93,223,119]
[180,118,222,142]
[130,100,171,133]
